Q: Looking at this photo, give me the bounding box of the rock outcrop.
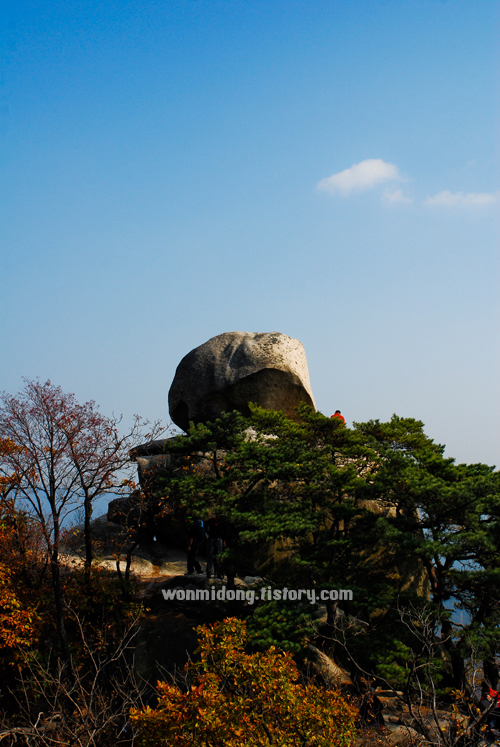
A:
[168,331,315,432]
[306,644,353,688]
[61,514,188,577]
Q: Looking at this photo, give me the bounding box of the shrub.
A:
[131,617,357,747]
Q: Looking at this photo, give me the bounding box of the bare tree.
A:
[0,379,164,660]
[313,604,495,747]
[0,610,151,746]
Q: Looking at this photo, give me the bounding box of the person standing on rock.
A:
[206,515,225,579]
[186,517,205,575]
[330,410,345,424]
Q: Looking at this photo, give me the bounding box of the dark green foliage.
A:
[357,416,500,689]
[151,406,500,693]
[246,598,314,656]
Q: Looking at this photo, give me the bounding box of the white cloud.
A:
[317,159,402,195]
[382,188,413,204]
[424,190,498,207]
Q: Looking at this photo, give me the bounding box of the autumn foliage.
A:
[0,500,42,662]
[131,618,357,747]
[0,561,39,657]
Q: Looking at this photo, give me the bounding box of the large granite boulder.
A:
[168,331,315,432]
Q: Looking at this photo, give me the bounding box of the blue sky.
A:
[1,0,499,467]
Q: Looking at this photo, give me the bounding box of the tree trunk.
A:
[326,599,337,628]
[441,617,467,691]
[49,507,72,665]
[50,551,71,663]
[483,653,499,690]
[83,493,93,584]
[125,541,139,583]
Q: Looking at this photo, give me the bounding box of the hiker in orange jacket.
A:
[330,410,345,424]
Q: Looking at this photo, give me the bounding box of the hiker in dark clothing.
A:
[206,515,225,579]
[186,517,205,574]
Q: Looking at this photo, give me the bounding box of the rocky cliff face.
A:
[124,331,428,608]
[168,331,315,432]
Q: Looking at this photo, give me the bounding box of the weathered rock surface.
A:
[60,515,187,577]
[168,331,315,432]
[107,496,143,526]
[306,644,353,688]
[385,725,424,744]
